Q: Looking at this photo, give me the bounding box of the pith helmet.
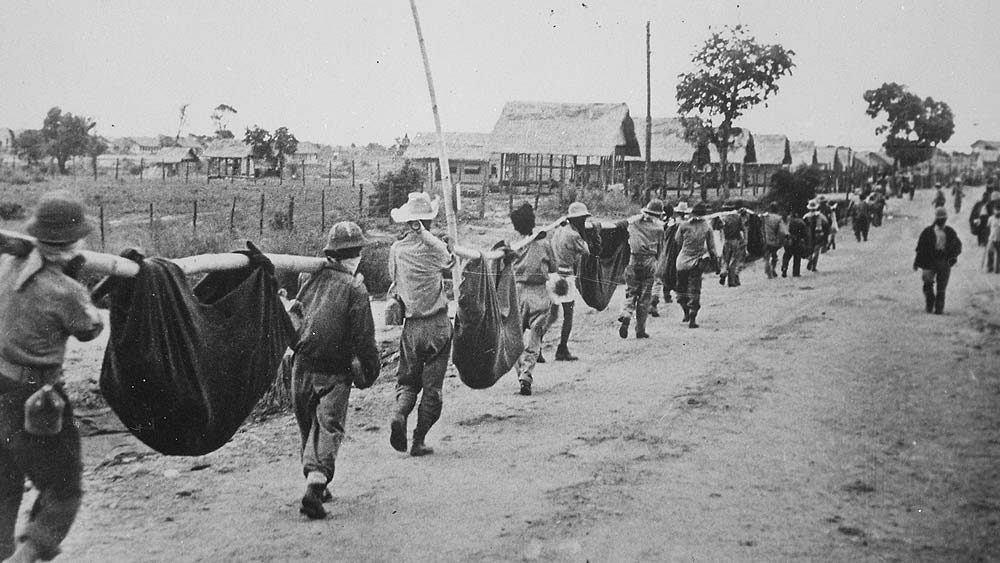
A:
[390,192,440,223]
[566,201,590,219]
[642,199,665,216]
[324,221,369,252]
[25,191,94,244]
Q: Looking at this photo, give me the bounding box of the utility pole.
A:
[644,21,652,198]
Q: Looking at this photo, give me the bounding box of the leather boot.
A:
[389,413,408,452]
[555,344,577,361]
[681,304,690,323]
[300,483,327,519]
[688,312,699,329]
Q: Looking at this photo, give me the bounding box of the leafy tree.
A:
[271,127,298,171]
[763,166,821,217]
[210,103,238,139]
[13,130,46,165]
[176,103,189,142]
[372,162,425,215]
[676,25,795,199]
[863,82,954,168]
[41,107,102,173]
[244,126,273,161]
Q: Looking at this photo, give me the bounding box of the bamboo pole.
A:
[409,0,461,285]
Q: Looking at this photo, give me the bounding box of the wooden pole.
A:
[301,160,306,185]
[478,158,488,219]
[230,196,236,234]
[328,161,332,187]
[358,183,364,218]
[259,193,265,239]
[115,158,119,181]
[93,157,97,181]
[162,160,166,183]
[644,21,652,193]
[99,205,105,250]
[288,196,294,231]
[149,203,153,230]
[351,159,356,192]
[321,190,326,232]
[409,0,461,285]
[193,200,198,234]
[139,158,143,182]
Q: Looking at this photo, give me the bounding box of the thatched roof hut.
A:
[151,147,200,165]
[707,129,751,164]
[789,141,817,168]
[487,101,639,157]
[203,140,252,159]
[404,132,490,162]
[630,117,702,164]
[750,134,792,165]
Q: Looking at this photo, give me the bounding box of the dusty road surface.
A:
[51,189,999,562]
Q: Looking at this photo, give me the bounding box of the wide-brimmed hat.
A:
[806,200,820,210]
[934,206,948,219]
[25,191,94,244]
[642,199,665,216]
[692,202,708,216]
[674,201,692,215]
[815,194,827,203]
[566,201,590,219]
[390,192,440,223]
[324,221,369,252]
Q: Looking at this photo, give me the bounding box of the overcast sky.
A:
[2,0,998,151]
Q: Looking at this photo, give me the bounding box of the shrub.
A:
[269,210,291,231]
[762,166,821,216]
[0,202,26,220]
[370,162,425,216]
[358,238,393,296]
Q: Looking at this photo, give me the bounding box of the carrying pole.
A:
[644,21,652,195]
[409,0,462,285]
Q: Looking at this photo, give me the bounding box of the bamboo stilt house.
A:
[486,101,640,193]
[789,141,818,169]
[623,117,709,196]
[744,134,791,189]
[404,132,492,190]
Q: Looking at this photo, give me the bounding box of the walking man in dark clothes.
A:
[762,202,786,279]
[387,193,454,457]
[913,207,962,314]
[289,221,381,519]
[803,200,830,272]
[782,212,809,278]
[0,192,104,562]
[547,202,599,361]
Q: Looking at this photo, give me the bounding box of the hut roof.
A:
[203,140,252,159]
[296,141,323,156]
[815,145,839,167]
[175,136,203,149]
[972,140,1000,150]
[751,134,791,165]
[404,132,490,161]
[487,101,640,157]
[789,141,816,168]
[707,129,751,164]
[151,147,200,164]
[624,117,701,163]
[128,136,161,148]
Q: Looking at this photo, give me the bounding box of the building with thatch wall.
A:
[122,136,163,155]
[815,146,852,172]
[0,128,14,152]
[623,117,708,193]
[404,132,492,188]
[204,140,254,178]
[295,142,323,164]
[744,134,791,189]
[789,141,817,169]
[487,101,640,190]
[147,147,200,177]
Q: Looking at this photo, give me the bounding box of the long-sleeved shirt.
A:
[549,224,590,275]
[674,217,717,271]
[388,229,453,319]
[762,212,787,247]
[512,235,557,285]
[0,251,103,374]
[294,261,380,384]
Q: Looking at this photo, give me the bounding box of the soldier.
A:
[547,202,599,361]
[761,202,787,279]
[0,191,104,562]
[803,200,830,272]
[674,202,719,328]
[617,200,665,339]
[913,207,962,314]
[716,202,746,287]
[289,221,381,519]
[387,193,454,457]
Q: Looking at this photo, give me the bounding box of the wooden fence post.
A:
[301,161,305,186]
[93,158,97,181]
[358,183,364,218]
[259,193,265,239]
[185,162,190,184]
[321,190,326,232]
[328,161,332,187]
[288,196,294,231]
[230,196,236,234]
[139,158,144,182]
[162,160,166,183]
[99,206,105,250]
[193,200,198,234]
[149,203,153,231]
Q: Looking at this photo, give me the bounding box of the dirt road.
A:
[56,189,1000,562]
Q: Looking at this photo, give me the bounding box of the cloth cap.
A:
[324,221,369,252]
[25,191,94,243]
[566,201,590,219]
[642,199,665,216]
[390,192,440,223]
[934,206,948,219]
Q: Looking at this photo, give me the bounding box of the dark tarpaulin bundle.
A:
[578,224,630,311]
[98,249,296,456]
[452,253,522,389]
[744,213,766,262]
[655,223,681,291]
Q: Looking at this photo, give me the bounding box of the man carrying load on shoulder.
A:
[547,201,600,361]
[387,193,454,458]
[617,199,666,339]
[510,203,558,396]
[289,221,381,520]
[674,202,719,329]
[0,191,103,562]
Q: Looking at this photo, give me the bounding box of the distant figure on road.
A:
[803,200,830,272]
[970,189,993,247]
[761,202,787,279]
[913,207,962,314]
[851,193,872,242]
[932,182,947,209]
[716,201,747,287]
[782,212,810,278]
[952,181,964,214]
[986,205,1000,274]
